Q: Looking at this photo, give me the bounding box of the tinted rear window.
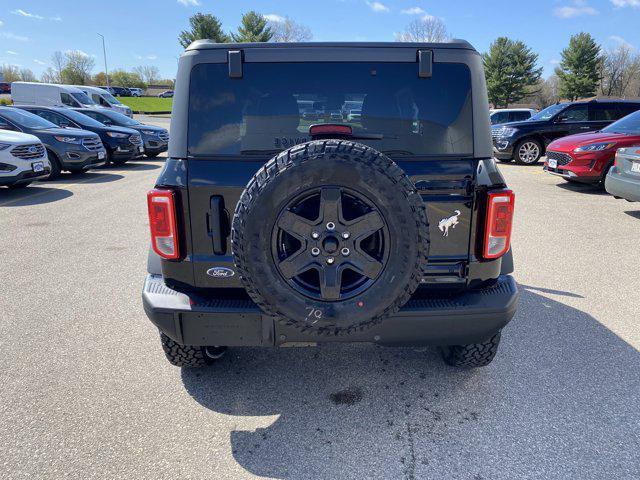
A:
[188,62,473,157]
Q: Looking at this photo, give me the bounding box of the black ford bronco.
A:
[143,41,519,369]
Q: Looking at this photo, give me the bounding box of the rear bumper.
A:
[142,274,519,347]
[605,167,640,202]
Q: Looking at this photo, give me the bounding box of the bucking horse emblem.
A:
[438,210,461,237]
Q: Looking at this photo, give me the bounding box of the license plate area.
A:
[548,159,558,169]
[631,162,640,173]
[32,161,44,172]
[98,151,105,160]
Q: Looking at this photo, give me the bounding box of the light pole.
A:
[97,33,109,88]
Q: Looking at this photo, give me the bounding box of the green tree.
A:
[555,32,601,101]
[483,37,542,108]
[108,70,145,88]
[231,11,273,42]
[179,13,229,49]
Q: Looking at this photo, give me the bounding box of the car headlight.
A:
[0,142,11,151]
[54,135,83,144]
[141,129,157,135]
[106,131,129,138]
[574,142,616,153]
[493,126,517,137]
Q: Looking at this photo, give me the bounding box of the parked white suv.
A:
[0,130,51,188]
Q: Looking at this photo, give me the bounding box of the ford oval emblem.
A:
[206,267,235,278]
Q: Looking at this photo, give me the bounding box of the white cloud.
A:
[50,15,62,22]
[66,49,91,58]
[147,54,158,60]
[0,32,28,42]
[33,59,46,65]
[401,7,426,14]
[549,59,560,65]
[264,14,285,23]
[6,50,18,55]
[11,9,44,20]
[0,20,4,27]
[610,0,640,6]
[177,0,201,5]
[553,1,598,18]
[609,35,635,50]
[366,1,390,12]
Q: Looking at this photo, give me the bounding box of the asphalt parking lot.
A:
[1,115,639,479]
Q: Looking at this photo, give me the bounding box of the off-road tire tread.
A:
[160,332,209,367]
[441,332,501,368]
[232,139,429,336]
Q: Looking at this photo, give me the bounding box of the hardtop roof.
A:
[185,40,476,52]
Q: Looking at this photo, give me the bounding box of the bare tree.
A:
[600,45,640,98]
[19,68,36,82]
[50,51,65,83]
[269,17,312,42]
[61,50,95,85]
[133,65,160,85]
[0,64,22,83]
[522,76,559,109]
[395,16,448,43]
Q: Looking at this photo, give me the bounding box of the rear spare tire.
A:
[232,140,429,335]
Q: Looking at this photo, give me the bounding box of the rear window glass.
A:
[188,62,473,157]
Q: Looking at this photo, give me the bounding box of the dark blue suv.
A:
[17,106,144,165]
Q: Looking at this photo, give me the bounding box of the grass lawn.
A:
[117,97,173,113]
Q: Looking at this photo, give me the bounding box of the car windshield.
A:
[529,104,566,121]
[602,110,640,135]
[97,110,139,126]
[71,92,96,106]
[102,92,121,104]
[0,108,57,129]
[189,62,473,156]
[58,109,106,128]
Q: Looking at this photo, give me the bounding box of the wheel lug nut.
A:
[326,257,335,264]
[311,247,320,256]
[342,232,350,239]
[326,222,335,231]
[311,232,320,239]
[341,247,350,256]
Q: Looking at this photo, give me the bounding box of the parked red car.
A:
[544,110,640,185]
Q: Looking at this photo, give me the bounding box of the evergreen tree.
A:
[231,11,273,43]
[179,13,229,49]
[555,32,601,101]
[483,37,542,108]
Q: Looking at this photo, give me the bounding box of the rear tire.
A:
[440,332,501,368]
[46,149,62,179]
[514,139,542,165]
[160,332,226,368]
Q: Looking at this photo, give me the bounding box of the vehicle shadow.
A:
[624,210,640,220]
[181,287,640,479]
[0,186,73,207]
[45,172,124,184]
[102,162,161,171]
[556,181,608,196]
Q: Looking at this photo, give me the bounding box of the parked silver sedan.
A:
[605,146,640,202]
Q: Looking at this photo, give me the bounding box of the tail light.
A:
[147,188,180,260]
[483,190,515,260]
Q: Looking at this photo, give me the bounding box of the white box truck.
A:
[74,85,133,118]
[11,82,98,109]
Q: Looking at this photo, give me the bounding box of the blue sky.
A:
[0,0,638,80]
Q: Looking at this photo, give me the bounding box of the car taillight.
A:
[147,188,180,260]
[483,190,515,260]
